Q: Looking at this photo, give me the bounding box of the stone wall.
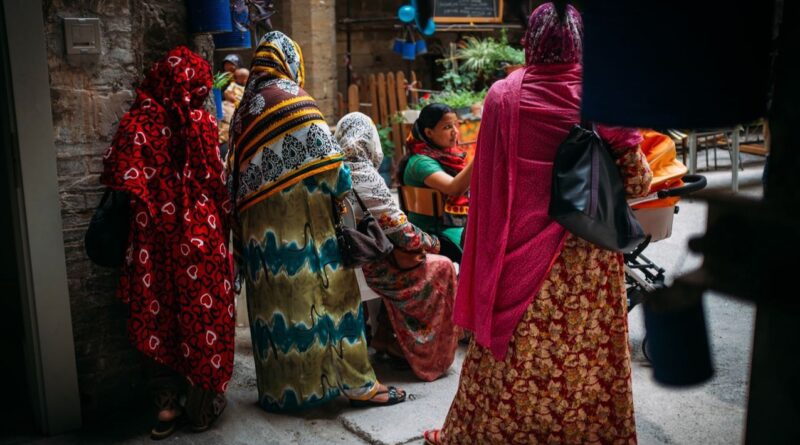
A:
[271,0,338,121]
[43,0,191,420]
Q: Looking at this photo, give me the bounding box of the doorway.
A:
[0,3,35,437]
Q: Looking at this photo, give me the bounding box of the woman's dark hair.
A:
[552,0,568,22]
[412,103,455,143]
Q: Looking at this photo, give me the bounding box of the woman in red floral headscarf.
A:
[102,46,235,439]
[424,2,652,444]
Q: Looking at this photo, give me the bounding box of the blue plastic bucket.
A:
[402,41,416,60]
[415,39,428,55]
[393,38,404,54]
[214,29,252,50]
[187,0,232,34]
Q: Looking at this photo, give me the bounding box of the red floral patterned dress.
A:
[440,141,652,445]
[101,46,235,394]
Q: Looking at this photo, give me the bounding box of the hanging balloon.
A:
[411,0,436,36]
[418,18,436,36]
[398,5,416,23]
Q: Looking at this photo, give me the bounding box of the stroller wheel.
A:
[642,335,652,363]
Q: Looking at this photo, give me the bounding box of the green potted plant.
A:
[420,89,487,118]
[430,31,522,118]
[212,71,233,120]
[375,122,396,186]
[454,30,525,88]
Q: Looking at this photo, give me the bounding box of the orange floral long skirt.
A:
[441,234,637,445]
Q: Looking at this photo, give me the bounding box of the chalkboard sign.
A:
[434,0,504,23]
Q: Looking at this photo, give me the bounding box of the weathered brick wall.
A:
[43,0,192,420]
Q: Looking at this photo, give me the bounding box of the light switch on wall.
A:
[64,18,101,55]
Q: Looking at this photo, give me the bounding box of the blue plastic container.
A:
[415,39,428,55]
[214,29,252,50]
[402,41,416,60]
[393,38,404,54]
[213,88,224,121]
[214,4,252,50]
[187,0,232,34]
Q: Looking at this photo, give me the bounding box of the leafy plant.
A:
[436,30,524,93]
[457,35,524,79]
[438,63,477,92]
[375,113,404,158]
[213,71,233,90]
[376,124,395,158]
[419,89,487,110]
[457,37,504,79]
[497,28,525,66]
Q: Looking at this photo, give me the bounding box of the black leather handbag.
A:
[331,190,393,268]
[85,188,130,267]
[548,124,646,253]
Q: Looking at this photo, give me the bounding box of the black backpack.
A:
[548,124,646,253]
[85,188,130,267]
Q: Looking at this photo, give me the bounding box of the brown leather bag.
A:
[331,190,394,268]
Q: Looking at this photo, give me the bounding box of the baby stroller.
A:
[624,131,707,358]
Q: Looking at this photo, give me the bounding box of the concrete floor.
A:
[7,156,766,445]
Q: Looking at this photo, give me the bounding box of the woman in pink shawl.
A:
[424,3,652,444]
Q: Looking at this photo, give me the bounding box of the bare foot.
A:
[348,383,407,407]
[366,383,405,403]
[157,408,180,422]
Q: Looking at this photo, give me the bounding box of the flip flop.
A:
[423,429,443,445]
[349,386,407,408]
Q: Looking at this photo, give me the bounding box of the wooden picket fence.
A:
[338,71,421,160]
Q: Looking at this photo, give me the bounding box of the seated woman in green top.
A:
[399,103,474,263]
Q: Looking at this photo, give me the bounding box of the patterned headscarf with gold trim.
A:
[229,31,341,213]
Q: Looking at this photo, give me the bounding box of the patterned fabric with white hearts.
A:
[101,46,235,394]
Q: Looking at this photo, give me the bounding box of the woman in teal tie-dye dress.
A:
[228,32,406,412]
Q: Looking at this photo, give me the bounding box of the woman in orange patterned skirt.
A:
[424,2,652,444]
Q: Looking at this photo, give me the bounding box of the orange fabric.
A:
[634,129,687,209]
[458,120,480,163]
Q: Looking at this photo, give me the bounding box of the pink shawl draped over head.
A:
[453,3,642,360]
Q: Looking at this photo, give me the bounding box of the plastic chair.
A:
[397,185,462,263]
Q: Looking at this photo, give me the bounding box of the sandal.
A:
[423,429,443,445]
[150,389,183,440]
[185,386,227,432]
[349,385,407,408]
[150,412,183,441]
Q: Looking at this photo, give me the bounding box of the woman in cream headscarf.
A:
[335,112,460,382]
[228,32,405,411]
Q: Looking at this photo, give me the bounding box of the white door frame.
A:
[2,0,81,434]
